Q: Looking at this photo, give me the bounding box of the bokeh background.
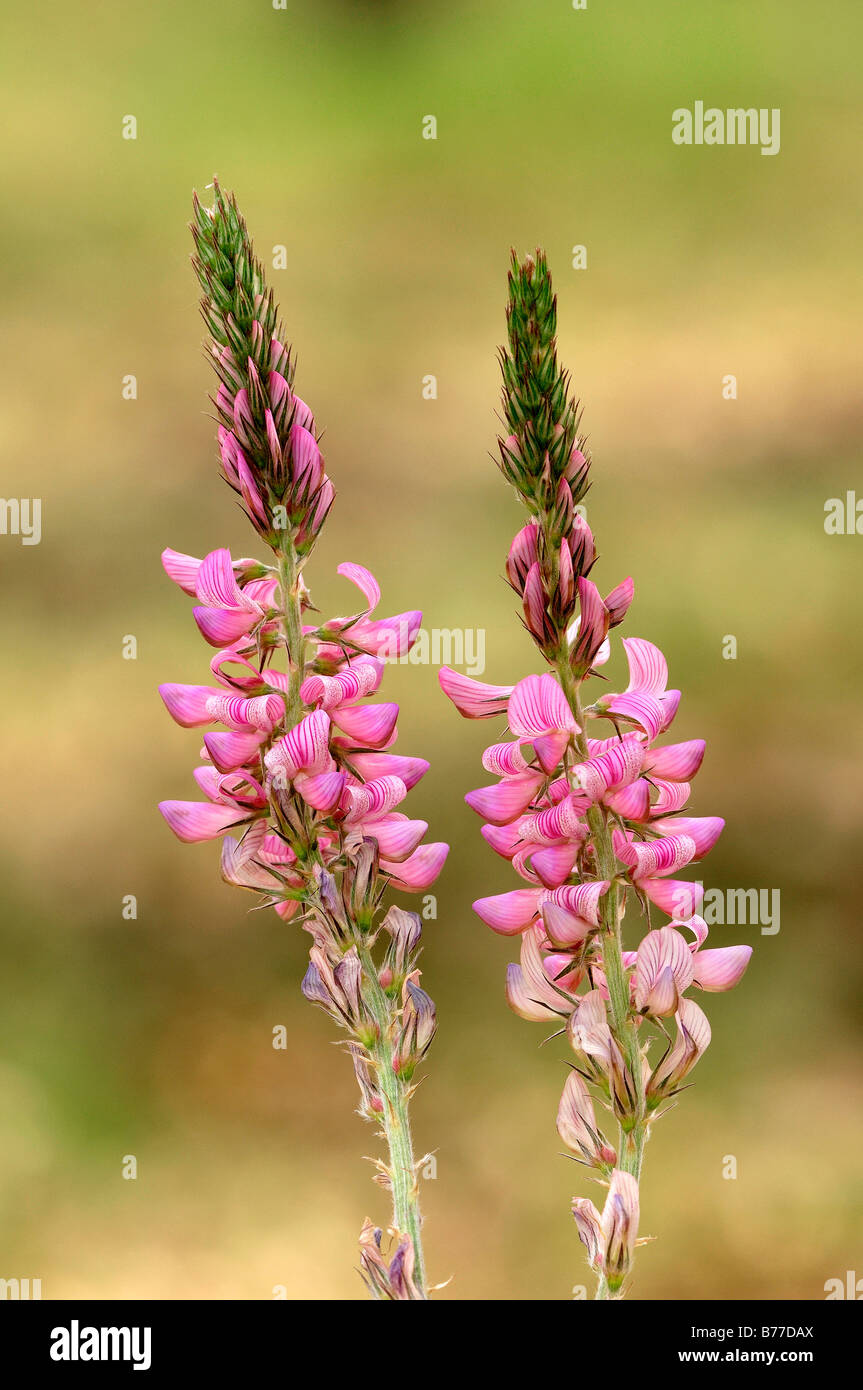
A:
[1,0,861,1299]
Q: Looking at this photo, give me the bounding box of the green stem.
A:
[278,539,305,727]
[359,946,427,1298]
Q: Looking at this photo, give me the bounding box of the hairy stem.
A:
[359,946,427,1297]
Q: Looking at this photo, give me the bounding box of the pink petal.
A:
[159,683,223,727]
[193,605,259,647]
[480,822,523,859]
[195,548,248,610]
[656,816,725,856]
[438,666,513,719]
[300,659,383,709]
[294,769,346,811]
[349,752,429,789]
[616,833,697,880]
[623,637,668,697]
[465,772,544,826]
[342,775,407,822]
[472,888,543,935]
[351,611,423,659]
[265,710,332,779]
[356,814,428,861]
[482,741,531,777]
[643,877,704,918]
[203,729,267,773]
[382,841,449,890]
[642,740,706,781]
[334,702,399,748]
[634,926,694,1015]
[692,944,752,992]
[532,730,572,775]
[606,691,664,742]
[531,844,580,888]
[336,561,381,614]
[605,779,651,820]
[161,547,202,595]
[159,800,251,843]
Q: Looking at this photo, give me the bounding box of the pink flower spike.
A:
[333,702,399,749]
[472,888,543,935]
[159,799,252,843]
[438,667,514,719]
[382,842,449,890]
[162,547,202,595]
[692,945,752,992]
[465,771,544,825]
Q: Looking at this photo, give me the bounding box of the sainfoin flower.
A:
[159,182,447,1300]
[440,250,751,1298]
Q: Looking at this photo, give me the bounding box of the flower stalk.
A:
[440,250,751,1299]
[158,180,447,1299]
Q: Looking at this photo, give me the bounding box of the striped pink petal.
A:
[605,691,664,742]
[649,779,691,816]
[547,881,609,928]
[265,710,332,779]
[465,772,544,826]
[692,944,752,992]
[334,702,399,748]
[509,674,577,739]
[659,689,681,731]
[506,930,574,1021]
[438,666,513,719]
[482,741,531,777]
[617,833,696,880]
[195,548,253,611]
[342,775,407,823]
[300,659,383,709]
[604,576,634,627]
[623,637,668,696]
[634,926,694,1015]
[472,888,543,935]
[159,800,251,843]
[523,796,587,843]
[205,693,283,732]
[573,738,643,801]
[540,900,591,947]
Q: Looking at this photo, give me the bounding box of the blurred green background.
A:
[1,0,861,1299]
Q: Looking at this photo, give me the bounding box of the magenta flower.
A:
[440,250,751,1298]
[158,182,447,1299]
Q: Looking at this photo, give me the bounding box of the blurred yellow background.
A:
[1,0,861,1299]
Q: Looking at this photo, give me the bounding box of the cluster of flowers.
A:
[158,183,446,1299]
[440,251,751,1297]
